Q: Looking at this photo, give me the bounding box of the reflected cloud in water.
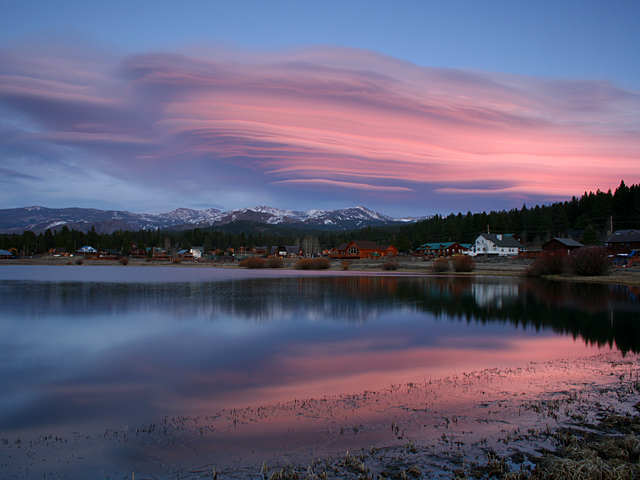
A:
[1,273,639,443]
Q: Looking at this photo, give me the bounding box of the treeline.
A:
[2,180,639,256]
[398,180,640,248]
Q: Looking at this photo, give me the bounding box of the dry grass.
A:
[265,257,284,268]
[452,255,475,272]
[430,257,450,273]
[295,257,331,270]
[382,260,399,270]
[239,256,266,269]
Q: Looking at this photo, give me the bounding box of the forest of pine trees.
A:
[2,181,639,256]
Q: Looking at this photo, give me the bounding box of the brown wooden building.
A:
[605,230,640,254]
[330,241,398,260]
[542,238,584,254]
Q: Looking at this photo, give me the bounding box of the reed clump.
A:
[568,246,611,277]
[295,257,331,270]
[239,256,266,269]
[430,257,449,273]
[525,251,567,277]
[382,260,399,271]
[526,246,611,277]
[118,256,129,265]
[265,257,284,268]
[452,255,475,272]
[341,260,351,271]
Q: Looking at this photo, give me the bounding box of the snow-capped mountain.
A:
[0,205,429,234]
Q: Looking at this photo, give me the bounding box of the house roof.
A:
[545,238,584,247]
[351,240,384,250]
[0,249,14,256]
[271,246,301,255]
[478,234,523,248]
[606,230,640,243]
[336,240,385,251]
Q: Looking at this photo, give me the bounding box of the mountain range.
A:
[0,206,429,234]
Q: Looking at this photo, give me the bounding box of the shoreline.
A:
[4,255,640,287]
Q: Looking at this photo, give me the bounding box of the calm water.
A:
[0,266,639,478]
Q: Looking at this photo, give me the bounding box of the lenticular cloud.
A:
[1,42,639,211]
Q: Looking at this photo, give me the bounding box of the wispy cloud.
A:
[1,42,638,214]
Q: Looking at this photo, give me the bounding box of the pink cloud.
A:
[1,42,639,212]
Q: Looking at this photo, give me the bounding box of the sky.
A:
[1,1,639,217]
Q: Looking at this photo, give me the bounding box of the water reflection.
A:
[1,276,639,434]
[1,273,640,478]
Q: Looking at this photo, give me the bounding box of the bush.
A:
[172,258,181,264]
[568,246,610,276]
[239,256,266,269]
[75,258,84,265]
[431,257,449,272]
[525,251,567,277]
[118,257,129,265]
[295,257,331,270]
[265,257,284,268]
[341,261,351,271]
[382,260,399,270]
[451,255,475,272]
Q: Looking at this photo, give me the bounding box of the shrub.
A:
[265,257,284,268]
[431,257,449,272]
[295,257,331,270]
[451,255,475,272]
[172,258,181,264]
[239,256,266,269]
[382,260,399,271]
[525,251,567,277]
[568,246,611,276]
[75,258,84,265]
[341,261,351,271]
[118,257,129,265]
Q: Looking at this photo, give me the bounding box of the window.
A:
[348,246,359,255]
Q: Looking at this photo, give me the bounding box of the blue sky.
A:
[1,1,639,216]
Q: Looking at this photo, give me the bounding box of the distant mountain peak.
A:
[0,205,430,234]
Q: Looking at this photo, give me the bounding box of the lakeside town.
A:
[2,227,639,263]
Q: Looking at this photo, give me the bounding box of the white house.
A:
[470,234,522,256]
[190,247,203,259]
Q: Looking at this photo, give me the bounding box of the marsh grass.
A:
[452,255,475,272]
[265,257,284,268]
[239,256,266,268]
[430,257,449,272]
[525,251,567,277]
[295,257,331,270]
[382,260,399,271]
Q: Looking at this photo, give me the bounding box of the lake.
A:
[1,265,639,479]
